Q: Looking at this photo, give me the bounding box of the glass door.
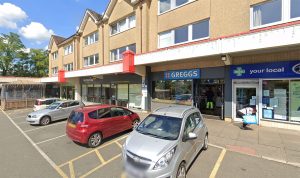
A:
[234,84,259,123]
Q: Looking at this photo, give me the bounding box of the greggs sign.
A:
[164,69,200,80]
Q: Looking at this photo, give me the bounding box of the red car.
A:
[66,104,140,148]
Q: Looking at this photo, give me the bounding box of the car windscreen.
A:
[46,102,60,110]
[136,114,182,140]
[69,111,84,124]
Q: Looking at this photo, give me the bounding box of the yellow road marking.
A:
[209,149,226,178]
[58,135,128,167]
[95,149,106,164]
[79,154,122,178]
[69,162,75,178]
[115,141,123,148]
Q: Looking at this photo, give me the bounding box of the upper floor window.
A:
[159,0,191,14]
[64,63,73,71]
[110,44,136,62]
[251,0,300,28]
[291,0,300,19]
[52,67,58,75]
[84,32,99,46]
[158,19,209,48]
[84,54,99,67]
[52,51,58,60]
[110,14,136,35]
[64,44,73,55]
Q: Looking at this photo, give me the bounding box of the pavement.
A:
[0,108,299,178]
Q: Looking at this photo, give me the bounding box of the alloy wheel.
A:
[40,116,50,126]
[177,163,186,178]
[89,133,102,148]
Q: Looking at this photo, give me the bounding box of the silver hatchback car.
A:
[27,100,84,126]
[123,106,208,178]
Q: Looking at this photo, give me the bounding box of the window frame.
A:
[158,19,209,48]
[110,14,136,36]
[84,31,99,46]
[64,63,73,71]
[52,67,58,75]
[110,44,136,62]
[52,51,58,60]
[158,0,194,15]
[83,54,99,67]
[64,44,73,56]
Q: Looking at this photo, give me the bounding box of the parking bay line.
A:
[58,135,128,167]
[95,149,106,164]
[24,121,66,133]
[79,153,122,178]
[36,134,66,145]
[0,109,68,178]
[69,161,75,178]
[209,148,227,178]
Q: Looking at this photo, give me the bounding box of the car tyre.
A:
[40,116,51,126]
[132,119,140,129]
[88,132,102,148]
[202,134,208,150]
[176,162,186,178]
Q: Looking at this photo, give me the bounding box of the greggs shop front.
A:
[231,60,300,128]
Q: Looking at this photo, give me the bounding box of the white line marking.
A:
[208,143,226,150]
[24,121,66,133]
[36,134,66,145]
[0,109,67,178]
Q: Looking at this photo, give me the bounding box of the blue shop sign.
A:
[231,60,300,79]
[164,69,200,80]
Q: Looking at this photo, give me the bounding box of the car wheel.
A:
[132,119,140,129]
[202,134,208,150]
[40,116,51,126]
[176,162,186,178]
[88,132,102,148]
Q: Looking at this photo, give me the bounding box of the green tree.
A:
[29,49,49,77]
[0,32,25,76]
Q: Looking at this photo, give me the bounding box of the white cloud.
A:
[19,22,54,44]
[0,3,27,29]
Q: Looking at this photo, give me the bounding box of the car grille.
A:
[126,151,151,171]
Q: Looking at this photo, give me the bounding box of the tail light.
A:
[80,124,89,128]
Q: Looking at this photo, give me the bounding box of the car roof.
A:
[152,105,198,118]
[55,100,78,104]
[37,98,59,101]
[74,104,112,113]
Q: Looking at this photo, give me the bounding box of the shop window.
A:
[129,84,142,108]
[291,0,300,19]
[262,80,289,121]
[153,80,192,106]
[290,80,300,122]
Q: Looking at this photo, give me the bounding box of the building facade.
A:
[43,0,300,130]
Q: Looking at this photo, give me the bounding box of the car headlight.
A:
[153,146,176,170]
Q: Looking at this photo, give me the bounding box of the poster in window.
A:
[274,89,287,121]
[291,81,300,122]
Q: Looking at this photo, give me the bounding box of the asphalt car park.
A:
[1,108,300,178]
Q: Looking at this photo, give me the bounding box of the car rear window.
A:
[69,111,84,124]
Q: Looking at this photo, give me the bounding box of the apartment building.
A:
[43,0,300,130]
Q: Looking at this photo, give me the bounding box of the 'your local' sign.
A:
[231,61,300,79]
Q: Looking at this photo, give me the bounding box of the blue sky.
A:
[0,0,109,49]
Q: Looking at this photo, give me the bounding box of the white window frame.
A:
[158,0,194,15]
[84,31,99,46]
[52,51,58,60]
[64,63,73,71]
[52,67,58,75]
[110,44,136,62]
[158,19,210,48]
[250,0,300,30]
[64,44,73,55]
[83,54,99,67]
[110,14,136,36]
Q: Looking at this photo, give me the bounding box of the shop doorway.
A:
[194,79,224,119]
[233,84,259,122]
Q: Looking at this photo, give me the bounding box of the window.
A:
[88,108,111,119]
[291,0,300,19]
[64,44,73,55]
[52,67,58,75]
[251,0,300,28]
[52,51,58,60]
[83,54,99,67]
[158,19,209,48]
[111,107,126,117]
[110,44,136,62]
[64,63,73,71]
[84,32,99,46]
[110,14,136,35]
[159,0,191,14]
[184,114,197,135]
[69,101,79,107]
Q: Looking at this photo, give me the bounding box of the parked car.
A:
[27,100,84,126]
[33,98,60,111]
[122,106,208,178]
[66,105,140,148]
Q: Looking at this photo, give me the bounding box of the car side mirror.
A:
[58,107,63,110]
[183,132,197,142]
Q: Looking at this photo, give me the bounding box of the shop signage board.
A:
[164,69,200,80]
[230,60,300,79]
